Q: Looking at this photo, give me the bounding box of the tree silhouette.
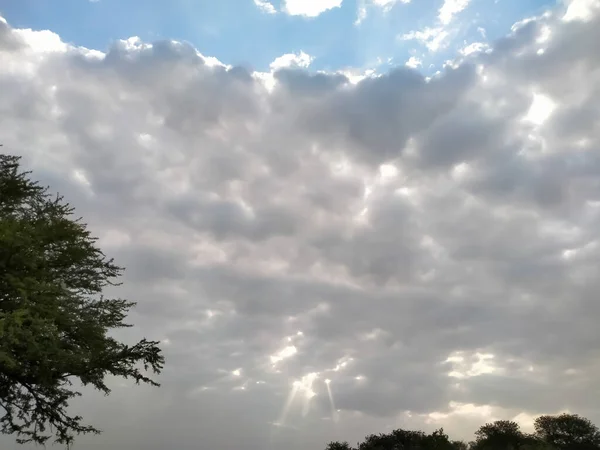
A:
[534,414,600,450]
[326,441,354,450]
[0,154,164,446]
[327,427,469,450]
[470,419,539,450]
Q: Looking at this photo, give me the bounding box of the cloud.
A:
[372,0,411,10]
[270,51,314,71]
[401,26,451,52]
[254,0,277,14]
[459,41,490,56]
[282,0,344,17]
[563,0,600,22]
[438,0,471,25]
[405,56,422,68]
[2,2,600,449]
[355,0,411,24]
[400,0,472,53]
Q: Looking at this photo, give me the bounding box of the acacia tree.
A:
[0,154,164,446]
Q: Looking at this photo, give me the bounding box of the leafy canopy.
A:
[0,154,164,446]
[534,414,600,450]
[471,420,536,450]
[325,414,600,450]
[326,427,468,450]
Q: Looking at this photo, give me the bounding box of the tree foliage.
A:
[534,414,600,450]
[471,420,537,450]
[327,427,469,450]
[0,154,164,446]
[325,414,600,450]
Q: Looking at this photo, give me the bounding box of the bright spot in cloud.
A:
[451,162,471,181]
[270,345,298,364]
[379,164,399,181]
[446,352,503,378]
[72,169,91,187]
[331,357,353,372]
[537,25,552,43]
[232,369,242,377]
[524,93,556,125]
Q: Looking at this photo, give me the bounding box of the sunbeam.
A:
[275,383,300,427]
[325,379,339,423]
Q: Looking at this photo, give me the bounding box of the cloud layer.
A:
[1,1,600,448]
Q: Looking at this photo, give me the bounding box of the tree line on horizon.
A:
[325,413,600,450]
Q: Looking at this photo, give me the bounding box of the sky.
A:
[0,0,600,449]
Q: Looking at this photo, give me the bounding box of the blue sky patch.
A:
[1,0,558,73]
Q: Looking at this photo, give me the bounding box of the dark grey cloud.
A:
[1,3,600,449]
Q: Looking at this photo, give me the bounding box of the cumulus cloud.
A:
[1,2,600,449]
[405,56,423,68]
[254,0,277,14]
[270,51,314,71]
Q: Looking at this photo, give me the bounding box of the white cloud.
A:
[282,0,343,17]
[13,28,67,53]
[563,0,600,21]
[401,26,450,52]
[269,50,314,71]
[439,0,472,25]
[2,4,600,449]
[459,41,489,56]
[254,0,277,14]
[400,0,471,53]
[405,56,422,68]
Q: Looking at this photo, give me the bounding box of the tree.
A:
[471,420,537,450]
[534,414,600,450]
[321,415,600,450]
[451,441,468,450]
[328,427,465,450]
[0,154,164,446]
[520,443,556,450]
[326,441,354,450]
